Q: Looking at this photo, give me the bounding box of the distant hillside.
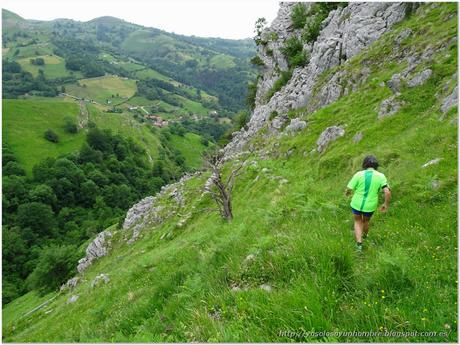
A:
[2,9,256,112]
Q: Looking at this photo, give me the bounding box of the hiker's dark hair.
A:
[362,155,379,169]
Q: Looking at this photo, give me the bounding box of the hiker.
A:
[345,155,391,251]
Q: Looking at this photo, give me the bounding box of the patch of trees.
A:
[30,57,45,65]
[53,38,105,78]
[2,60,59,98]
[2,127,188,302]
[180,118,231,143]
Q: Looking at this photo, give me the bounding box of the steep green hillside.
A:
[2,99,86,173]
[2,99,209,174]
[3,3,457,342]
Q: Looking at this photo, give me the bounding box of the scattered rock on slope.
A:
[316,126,345,153]
[407,69,432,87]
[441,86,458,113]
[421,158,442,168]
[285,118,307,134]
[60,277,80,292]
[77,230,112,273]
[378,95,403,118]
[91,273,110,288]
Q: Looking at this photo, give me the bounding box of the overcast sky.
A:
[2,0,281,39]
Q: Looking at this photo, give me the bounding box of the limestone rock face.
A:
[316,126,345,153]
[123,196,155,230]
[122,172,199,243]
[77,230,112,273]
[224,2,409,157]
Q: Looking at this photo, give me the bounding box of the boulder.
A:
[441,86,458,113]
[421,158,442,168]
[395,28,413,45]
[91,273,110,288]
[270,115,288,130]
[316,126,345,153]
[407,69,432,87]
[378,95,403,118]
[285,118,307,134]
[387,73,403,93]
[353,132,363,143]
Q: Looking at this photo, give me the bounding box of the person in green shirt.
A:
[345,155,391,251]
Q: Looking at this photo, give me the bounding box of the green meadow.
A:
[2,98,85,173]
[65,75,137,104]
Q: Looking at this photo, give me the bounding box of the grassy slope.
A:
[65,75,137,104]
[170,133,210,169]
[3,4,457,342]
[87,104,160,161]
[2,98,86,173]
[17,54,80,79]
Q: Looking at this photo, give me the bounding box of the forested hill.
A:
[2,8,256,111]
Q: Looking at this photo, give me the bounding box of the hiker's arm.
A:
[379,187,391,212]
[344,188,353,197]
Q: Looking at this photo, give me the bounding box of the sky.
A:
[2,0,281,39]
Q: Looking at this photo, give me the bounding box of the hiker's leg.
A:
[353,214,363,243]
[363,216,371,237]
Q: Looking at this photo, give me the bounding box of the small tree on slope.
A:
[204,152,246,221]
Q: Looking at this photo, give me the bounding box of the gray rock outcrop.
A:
[407,69,432,87]
[91,273,110,288]
[77,230,112,273]
[316,126,345,153]
[378,95,403,118]
[60,277,80,292]
[270,114,288,131]
[285,118,307,134]
[224,2,410,157]
[441,86,458,113]
[123,172,199,243]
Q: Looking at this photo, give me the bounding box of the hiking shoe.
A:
[356,243,363,251]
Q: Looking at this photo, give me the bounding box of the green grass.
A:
[17,54,79,79]
[170,132,210,169]
[4,42,55,59]
[65,75,137,104]
[87,104,160,162]
[3,3,457,342]
[135,68,171,81]
[2,98,86,173]
[209,54,236,69]
[2,291,54,327]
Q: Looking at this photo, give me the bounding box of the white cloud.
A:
[2,0,281,39]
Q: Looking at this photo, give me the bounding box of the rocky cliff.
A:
[224,2,412,156]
